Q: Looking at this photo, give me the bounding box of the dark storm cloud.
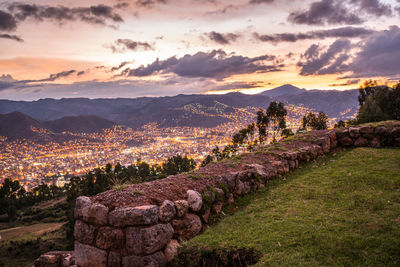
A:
[122,49,282,80]
[350,0,392,17]
[288,0,394,26]
[205,31,240,45]
[0,33,23,42]
[288,0,363,25]
[253,27,375,43]
[329,79,360,86]
[297,26,400,78]
[349,25,400,77]
[249,0,274,4]
[6,3,123,26]
[135,0,167,8]
[297,39,352,75]
[111,61,132,72]
[209,81,263,91]
[37,70,77,82]
[109,39,154,53]
[0,10,17,31]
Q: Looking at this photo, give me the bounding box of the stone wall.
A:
[34,123,400,267]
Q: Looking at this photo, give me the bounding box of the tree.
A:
[281,128,294,138]
[302,112,328,130]
[162,155,196,175]
[266,101,287,142]
[334,120,346,128]
[356,81,400,123]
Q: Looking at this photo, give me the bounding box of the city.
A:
[0,104,324,190]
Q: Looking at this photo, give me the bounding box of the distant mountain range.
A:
[0,84,360,141]
[0,112,115,141]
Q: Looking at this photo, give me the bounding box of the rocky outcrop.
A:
[36,122,400,267]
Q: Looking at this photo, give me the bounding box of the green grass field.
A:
[175,148,400,266]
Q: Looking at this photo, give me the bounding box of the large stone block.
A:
[95,226,125,250]
[172,213,202,241]
[74,196,91,220]
[126,224,174,255]
[122,251,166,267]
[164,239,180,263]
[187,190,203,212]
[74,220,96,245]
[359,126,374,139]
[108,252,121,267]
[75,197,108,225]
[174,200,188,218]
[109,205,159,227]
[375,127,387,136]
[339,135,353,147]
[391,127,400,138]
[159,200,176,222]
[74,241,107,267]
[354,137,369,147]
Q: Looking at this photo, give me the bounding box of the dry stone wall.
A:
[34,123,400,267]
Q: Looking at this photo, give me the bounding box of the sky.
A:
[0,0,399,100]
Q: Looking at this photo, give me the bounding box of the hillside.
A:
[258,85,359,119]
[258,84,306,97]
[0,111,46,140]
[175,147,400,266]
[0,86,360,128]
[0,112,116,141]
[43,115,116,133]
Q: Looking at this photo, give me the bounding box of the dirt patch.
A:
[0,222,65,242]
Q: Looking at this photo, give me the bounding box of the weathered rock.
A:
[391,127,400,138]
[74,241,107,267]
[313,137,331,153]
[271,161,287,174]
[214,188,225,198]
[354,137,369,147]
[339,135,353,147]
[164,239,180,263]
[213,202,223,214]
[234,178,244,196]
[174,200,189,218]
[349,127,360,138]
[109,205,158,227]
[35,254,59,267]
[95,226,125,250]
[74,220,96,245]
[395,137,400,147]
[243,181,251,194]
[359,126,374,135]
[187,190,202,212]
[159,200,176,222]
[108,252,121,267]
[75,197,108,225]
[371,137,381,148]
[201,208,210,223]
[172,213,202,241]
[288,160,296,170]
[228,193,234,204]
[122,251,166,267]
[244,164,269,180]
[126,224,174,255]
[375,126,387,135]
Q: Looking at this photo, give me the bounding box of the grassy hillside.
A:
[174,147,400,266]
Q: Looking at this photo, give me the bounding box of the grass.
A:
[0,222,64,242]
[175,147,400,266]
[0,223,68,267]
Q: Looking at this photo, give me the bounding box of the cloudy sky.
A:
[0,0,399,100]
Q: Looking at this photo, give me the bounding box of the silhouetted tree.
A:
[302,112,328,130]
